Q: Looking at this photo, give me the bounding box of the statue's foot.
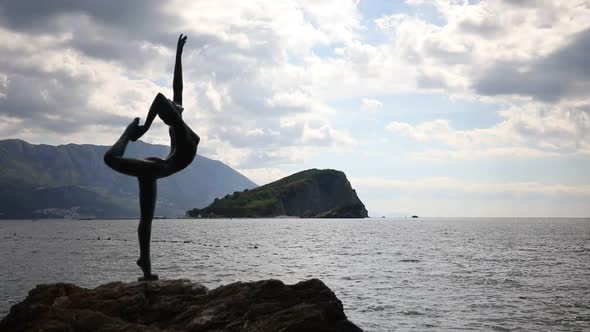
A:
[138,274,159,281]
[137,257,151,274]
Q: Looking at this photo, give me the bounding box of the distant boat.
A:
[411,215,419,219]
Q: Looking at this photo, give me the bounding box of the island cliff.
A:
[187,169,368,218]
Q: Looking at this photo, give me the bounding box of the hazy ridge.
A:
[0,139,256,218]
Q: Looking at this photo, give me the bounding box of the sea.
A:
[1,218,589,331]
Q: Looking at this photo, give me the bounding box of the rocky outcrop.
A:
[187,169,368,218]
[0,278,362,332]
[314,203,368,218]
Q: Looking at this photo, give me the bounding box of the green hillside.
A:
[187,169,367,218]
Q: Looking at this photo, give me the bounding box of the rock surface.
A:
[0,278,363,332]
[187,169,368,218]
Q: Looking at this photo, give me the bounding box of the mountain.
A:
[187,169,368,218]
[0,139,257,218]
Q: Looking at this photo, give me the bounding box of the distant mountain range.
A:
[0,139,257,218]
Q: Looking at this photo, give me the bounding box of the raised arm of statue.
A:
[173,34,187,106]
[128,34,188,142]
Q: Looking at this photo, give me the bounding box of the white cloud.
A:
[205,81,224,112]
[0,73,7,99]
[387,102,590,160]
[237,167,287,185]
[361,97,382,112]
[267,89,313,109]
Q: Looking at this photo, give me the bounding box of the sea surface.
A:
[1,218,589,331]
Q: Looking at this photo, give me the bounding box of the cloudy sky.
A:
[1,0,589,217]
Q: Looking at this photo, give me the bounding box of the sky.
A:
[0,0,589,217]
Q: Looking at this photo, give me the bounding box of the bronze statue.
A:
[104,34,199,281]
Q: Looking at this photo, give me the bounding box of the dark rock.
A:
[0,279,363,332]
[315,203,368,219]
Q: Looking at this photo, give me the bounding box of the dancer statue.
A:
[104,34,200,281]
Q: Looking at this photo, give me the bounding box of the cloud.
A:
[0,0,175,43]
[474,28,590,102]
[387,118,522,149]
[0,0,364,168]
[0,27,160,137]
[376,0,590,104]
[377,0,590,162]
[0,0,588,176]
[387,102,590,160]
[205,81,224,112]
[237,167,287,186]
[361,97,382,112]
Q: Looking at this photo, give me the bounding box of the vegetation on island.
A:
[186,169,368,218]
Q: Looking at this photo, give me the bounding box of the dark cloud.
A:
[0,1,179,66]
[416,72,447,90]
[0,1,173,38]
[501,0,539,7]
[0,71,127,134]
[474,62,568,101]
[474,28,590,101]
[423,41,473,65]
[0,1,287,67]
[458,19,505,38]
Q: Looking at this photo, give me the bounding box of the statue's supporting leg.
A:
[137,177,158,281]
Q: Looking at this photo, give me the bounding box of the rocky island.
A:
[186,169,368,218]
[0,278,362,332]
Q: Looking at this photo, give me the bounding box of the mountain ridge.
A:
[0,138,257,218]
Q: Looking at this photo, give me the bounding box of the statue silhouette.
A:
[104,34,199,281]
